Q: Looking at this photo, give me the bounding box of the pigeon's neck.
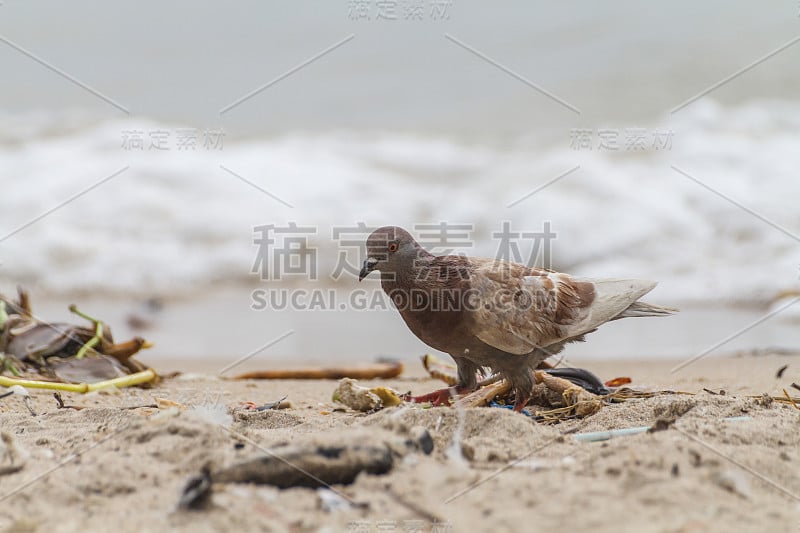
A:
[384,249,435,290]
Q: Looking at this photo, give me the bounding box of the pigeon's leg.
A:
[506,362,536,413]
[512,392,531,413]
[406,358,479,406]
[479,358,555,388]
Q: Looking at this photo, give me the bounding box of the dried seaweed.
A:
[0,288,154,387]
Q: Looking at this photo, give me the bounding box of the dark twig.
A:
[53,392,156,411]
[53,392,84,410]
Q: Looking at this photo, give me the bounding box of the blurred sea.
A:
[1,99,798,304]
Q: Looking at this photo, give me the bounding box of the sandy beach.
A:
[2,2,800,533]
[1,352,798,533]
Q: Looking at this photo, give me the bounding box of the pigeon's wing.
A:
[467,260,576,355]
[467,259,657,355]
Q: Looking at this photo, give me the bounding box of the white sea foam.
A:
[0,100,798,304]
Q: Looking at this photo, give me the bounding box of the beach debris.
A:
[606,388,694,401]
[150,407,181,422]
[187,403,233,427]
[604,376,632,387]
[0,384,36,416]
[775,364,788,379]
[238,396,291,411]
[179,427,434,508]
[421,354,459,386]
[332,378,403,412]
[782,389,799,410]
[369,386,404,408]
[155,397,187,410]
[333,379,380,411]
[421,353,607,415]
[232,406,302,427]
[52,391,159,411]
[317,488,353,513]
[487,401,532,417]
[453,379,512,409]
[543,367,609,395]
[49,356,128,383]
[0,368,157,393]
[178,465,213,510]
[417,355,800,421]
[53,392,85,410]
[228,361,403,380]
[713,469,752,499]
[0,431,27,476]
[0,288,154,386]
[532,370,603,417]
[0,384,24,399]
[573,425,653,442]
[752,393,774,408]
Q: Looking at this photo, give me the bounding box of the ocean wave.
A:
[0,100,798,304]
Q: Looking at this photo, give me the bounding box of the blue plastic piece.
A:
[489,401,532,416]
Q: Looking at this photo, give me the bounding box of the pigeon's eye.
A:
[387,242,399,253]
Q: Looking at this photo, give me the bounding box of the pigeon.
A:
[359,226,676,412]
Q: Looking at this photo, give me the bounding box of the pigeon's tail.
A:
[578,278,675,326]
[541,278,676,345]
[613,301,678,319]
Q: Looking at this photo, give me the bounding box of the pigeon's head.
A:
[359,226,421,281]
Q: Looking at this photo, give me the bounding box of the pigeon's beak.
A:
[359,257,379,282]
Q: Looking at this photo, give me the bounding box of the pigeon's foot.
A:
[405,386,472,407]
[512,392,531,413]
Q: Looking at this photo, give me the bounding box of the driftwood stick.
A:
[534,370,602,417]
[453,379,512,408]
[229,362,403,380]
